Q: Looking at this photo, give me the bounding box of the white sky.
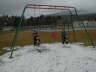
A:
[0,0,96,17]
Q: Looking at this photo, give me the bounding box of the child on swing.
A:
[32,31,40,47]
[61,29,68,44]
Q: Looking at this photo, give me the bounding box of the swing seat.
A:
[51,33,59,38]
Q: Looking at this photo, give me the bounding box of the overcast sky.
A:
[0,0,96,17]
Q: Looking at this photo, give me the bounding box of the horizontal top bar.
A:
[25,4,75,8]
[26,6,71,11]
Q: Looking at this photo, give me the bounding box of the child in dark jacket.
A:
[61,29,68,44]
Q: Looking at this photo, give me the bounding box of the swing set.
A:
[9,4,95,58]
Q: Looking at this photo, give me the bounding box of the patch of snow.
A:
[0,43,96,72]
[3,46,22,51]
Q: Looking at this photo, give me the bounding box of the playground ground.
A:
[0,43,96,72]
[0,30,96,55]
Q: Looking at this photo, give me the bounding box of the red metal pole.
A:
[25,4,74,8]
[26,6,71,11]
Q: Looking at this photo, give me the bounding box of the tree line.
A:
[0,13,96,28]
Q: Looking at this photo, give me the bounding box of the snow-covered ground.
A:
[0,43,96,72]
